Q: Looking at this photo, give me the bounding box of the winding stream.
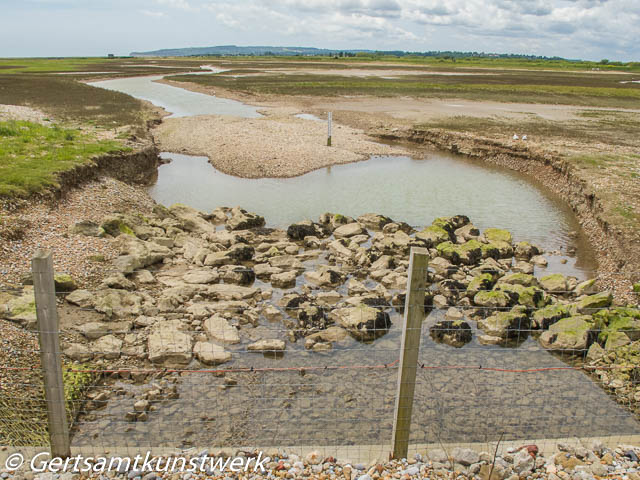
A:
[78,71,639,449]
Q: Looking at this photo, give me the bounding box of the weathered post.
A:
[392,247,429,459]
[327,111,332,147]
[32,250,71,458]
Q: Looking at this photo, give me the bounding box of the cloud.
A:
[140,9,166,17]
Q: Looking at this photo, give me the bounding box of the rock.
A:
[436,240,483,265]
[102,273,136,290]
[65,289,94,308]
[494,283,545,308]
[315,291,342,305]
[604,330,631,350]
[54,273,77,292]
[455,223,480,241]
[262,304,283,322]
[70,220,104,237]
[328,238,354,258]
[304,266,343,287]
[381,272,407,289]
[287,220,321,240]
[207,284,258,300]
[334,222,366,238]
[467,273,495,297]
[539,315,593,351]
[484,228,512,244]
[182,270,220,285]
[112,235,173,273]
[452,447,480,466]
[499,273,539,288]
[573,291,612,314]
[220,265,255,286]
[478,309,530,339]
[539,274,567,294]
[445,307,464,320]
[134,400,149,412]
[586,342,605,362]
[532,304,571,329]
[531,255,548,267]
[575,279,598,296]
[226,207,265,231]
[481,240,514,259]
[168,204,216,234]
[92,335,123,360]
[430,320,472,348]
[514,241,540,260]
[415,225,450,247]
[76,321,124,340]
[474,290,512,309]
[427,449,450,464]
[513,450,534,474]
[148,320,193,365]
[94,289,146,318]
[356,213,392,230]
[0,288,37,328]
[247,339,286,352]
[306,326,348,343]
[64,343,93,361]
[254,263,283,279]
[203,315,240,344]
[193,341,232,365]
[329,305,391,341]
[271,271,297,288]
[433,294,448,309]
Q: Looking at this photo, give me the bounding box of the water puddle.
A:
[294,113,323,122]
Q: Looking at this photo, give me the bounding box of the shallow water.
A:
[150,151,596,278]
[89,73,261,118]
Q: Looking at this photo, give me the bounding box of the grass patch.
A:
[0,120,128,197]
[168,71,640,108]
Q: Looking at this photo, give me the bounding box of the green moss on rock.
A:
[532,304,571,329]
[484,228,512,244]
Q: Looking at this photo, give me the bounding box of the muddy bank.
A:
[377,128,639,302]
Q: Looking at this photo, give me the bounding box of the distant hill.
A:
[130,45,370,57]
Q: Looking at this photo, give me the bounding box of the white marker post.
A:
[327,112,332,147]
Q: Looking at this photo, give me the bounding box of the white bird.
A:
[513,134,519,140]
[522,135,528,141]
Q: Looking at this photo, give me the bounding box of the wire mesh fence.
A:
[1,247,640,462]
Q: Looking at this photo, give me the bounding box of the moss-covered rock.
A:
[474,290,512,308]
[466,273,495,298]
[498,273,539,288]
[415,225,450,247]
[54,273,77,292]
[495,283,546,308]
[633,283,640,293]
[436,239,483,265]
[429,320,472,348]
[484,228,512,244]
[478,308,529,339]
[605,331,631,351]
[572,291,613,314]
[480,241,513,260]
[1,288,37,329]
[539,315,594,351]
[531,304,571,329]
[575,279,598,296]
[593,307,640,345]
[539,273,567,294]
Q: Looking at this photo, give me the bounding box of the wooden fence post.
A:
[327,111,332,147]
[392,247,429,459]
[32,250,71,458]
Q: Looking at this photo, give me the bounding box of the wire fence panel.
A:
[2,249,640,462]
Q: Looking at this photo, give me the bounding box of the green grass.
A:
[168,71,640,108]
[0,120,128,197]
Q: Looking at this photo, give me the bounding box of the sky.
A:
[1,0,638,61]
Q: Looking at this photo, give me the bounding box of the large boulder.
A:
[271,271,297,288]
[593,307,640,345]
[148,319,193,365]
[329,305,391,341]
[93,289,146,318]
[494,283,545,308]
[498,273,539,288]
[430,320,472,348]
[69,220,104,237]
[514,241,540,260]
[466,273,495,298]
[539,315,593,351]
[92,335,123,360]
[112,235,173,274]
[478,308,529,339]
